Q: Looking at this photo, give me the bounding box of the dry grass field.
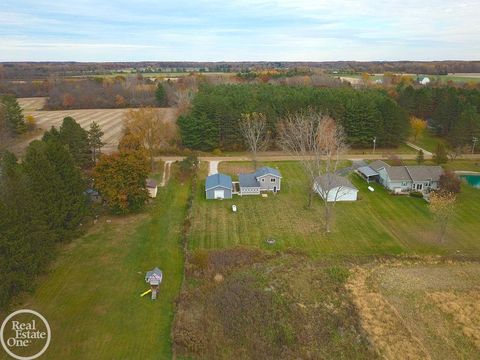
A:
[17,97,47,111]
[173,248,377,360]
[347,259,480,360]
[14,98,177,153]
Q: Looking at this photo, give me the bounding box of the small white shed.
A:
[146,179,158,198]
[313,174,359,202]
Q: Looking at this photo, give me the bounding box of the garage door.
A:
[214,190,224,199]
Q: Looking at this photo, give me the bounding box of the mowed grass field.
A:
[15,98,177,153]
[410,130,448,153]
[1,175,189,360]
[189,161,480,256]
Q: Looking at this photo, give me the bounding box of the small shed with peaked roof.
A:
[145,267,163,286]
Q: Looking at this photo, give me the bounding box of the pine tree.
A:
[58,116,92,168]
[433,143,448,164]
[22,139,87,241]
[88,121,105,163]
[416,149,425,164]
[0,95,26,136]
[155,83,167,106]
[0,151,54,308]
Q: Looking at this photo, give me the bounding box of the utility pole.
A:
[372,137,376,154]
[473,137,478,154]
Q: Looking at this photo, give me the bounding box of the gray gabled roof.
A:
[205,173,232,191]
[146,179,157,188]
[239,173,260,188]
[406,166,443,182]
[255,166,282,178]
[385,166,411,181]
[314,174,357,191]
[369,160,390,171]
[358,166,379,178]
[145,267,163,284]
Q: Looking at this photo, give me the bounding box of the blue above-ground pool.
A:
[460,174,480,188]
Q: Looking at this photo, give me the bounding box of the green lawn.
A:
[189,161,480,256]
[410,130,448,153]
[1,177,189,360]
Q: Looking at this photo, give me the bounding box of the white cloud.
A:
[0,0,479,61]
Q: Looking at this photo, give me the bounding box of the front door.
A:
[273,186,277,193]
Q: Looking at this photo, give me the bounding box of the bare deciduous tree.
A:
[239,112,269,169]
[124,107,176,170]
[278,110,347,232]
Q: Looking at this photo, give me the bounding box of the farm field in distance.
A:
[13,98,177,154]
[189,161,480,256]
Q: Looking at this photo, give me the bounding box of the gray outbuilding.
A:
[205,173,233,199]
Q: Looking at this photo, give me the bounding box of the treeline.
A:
[178,84,409,151]
[46,78,157,109]
[0,124,89,308]
[397,86,480,148]
[2,61,480,80]
[0,115,153,308]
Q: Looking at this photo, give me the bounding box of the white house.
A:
[418,76,431,85]
[313,174,359,202]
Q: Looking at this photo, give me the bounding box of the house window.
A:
[416,184,423,190]
[270,178,276,182]
[261,178,265,182]
[402,182,407,186]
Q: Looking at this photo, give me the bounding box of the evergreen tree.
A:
[433,143,448,164]
[0,95,26,135]
[416,149,425,164]
[22,139,87,241]
[58,116,91,168]
[155,83,167,106]
[0,151,54,308]
[88,121,105,163]
[449,105,480,148]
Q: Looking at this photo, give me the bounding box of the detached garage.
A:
[313,174,359,202]
[205,173,233,200]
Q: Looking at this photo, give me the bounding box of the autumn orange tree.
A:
[93,134,149,214]
[410,116,428,142]
[124,107,176,170]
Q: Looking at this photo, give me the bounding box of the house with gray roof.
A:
[205,173,233,199]
[314,174,358,202]
[364,161,443,194]
[238,166,282,195]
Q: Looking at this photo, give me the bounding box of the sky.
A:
[0,0,479,62]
